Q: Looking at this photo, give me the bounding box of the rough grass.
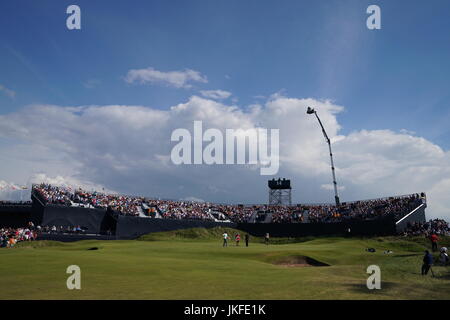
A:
[1,230,449,300]
[15,240,69,249]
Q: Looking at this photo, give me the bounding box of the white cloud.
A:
[0,84,16,99]
[0,174,115,201]
[181,196,205,203]
[29,173,115,193]
[0,95,449,220]
[321,184,345,192]
[0,180,28,201]
[82,79,101,89]
[124,67,207,88]
[200,90,232,100]
[0,180,20,190]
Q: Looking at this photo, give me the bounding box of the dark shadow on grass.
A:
[271,255,330,267]
[345,281,397,294]
[392,254,421,258]
[409,266,450,279]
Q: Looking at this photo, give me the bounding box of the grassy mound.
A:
[138,227,321,244]
[137,226,252,241]
[373,236,450,252]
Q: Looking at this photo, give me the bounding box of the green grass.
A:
[1,227,449,300]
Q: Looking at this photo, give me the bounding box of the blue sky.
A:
[1,0,449,146]
[1,1,450,218]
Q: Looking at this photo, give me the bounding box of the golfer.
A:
[265,233,270,245]
[223,231,228,247]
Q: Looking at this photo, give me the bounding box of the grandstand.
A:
[0,183,428,239]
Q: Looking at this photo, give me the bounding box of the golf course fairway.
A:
[1,227,449,300]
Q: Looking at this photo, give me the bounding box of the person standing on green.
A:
[223,231,228,247]
[265,233,270,245]
[235,233,241,246]
[245,234,249,247]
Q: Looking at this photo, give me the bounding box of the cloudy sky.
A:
[0,0,449,219]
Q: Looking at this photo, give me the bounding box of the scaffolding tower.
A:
[268,178,292,206]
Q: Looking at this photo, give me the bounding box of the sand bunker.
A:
[272,255,330,267]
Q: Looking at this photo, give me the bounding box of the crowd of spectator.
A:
[0,221,95,248]
[0,200,32,206]
[40,225,87,234]
[0,222,38,248]
[271,194,424,223]
[34,184,144,216]
[31,184,426,224]
[402,219,449,237]
[148,199,214,221]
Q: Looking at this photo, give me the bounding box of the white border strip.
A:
[396,203,425,225]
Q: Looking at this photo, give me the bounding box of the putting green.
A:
[1,228,449,300]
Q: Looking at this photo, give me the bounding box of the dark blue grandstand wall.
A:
[40,205,116,235]
[38,233,115,242]
[115,216,397,239]
[395,203,427,232]
[30,193,45,226]
[116,216,236,239]
[237,217,397,237]
[0,204,32,227]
